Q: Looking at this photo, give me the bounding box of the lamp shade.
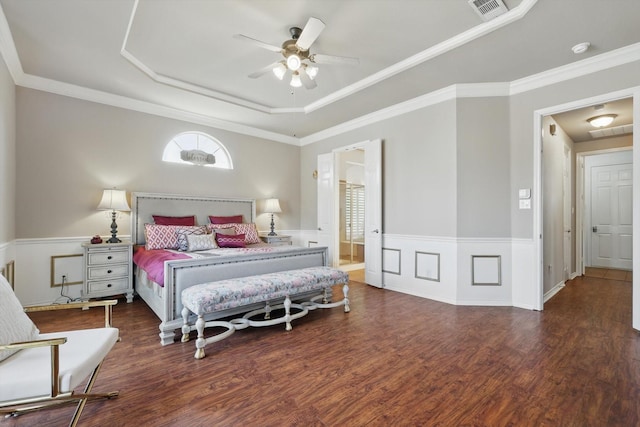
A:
[97,189,130,212]
[264,198,282,214]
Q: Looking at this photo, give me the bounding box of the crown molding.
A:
[300,83,511,145]
[0,1,22,82]
[16,73,299,145]
[510,42,640,95]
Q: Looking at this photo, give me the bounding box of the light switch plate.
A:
[519,188,531,199]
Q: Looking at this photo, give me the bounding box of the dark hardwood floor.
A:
[5,273,640,426]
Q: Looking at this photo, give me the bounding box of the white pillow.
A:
[187,233,218,252]
[0,275,40,362]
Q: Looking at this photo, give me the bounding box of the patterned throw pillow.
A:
[216,233,246,248]
[186,233,218,251]
[232,223,261,244]
[176,226,208,251]
[144,224,181,250]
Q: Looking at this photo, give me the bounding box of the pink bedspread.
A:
[133,246,190,287]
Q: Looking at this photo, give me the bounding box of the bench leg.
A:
[181,306,191,343]
[323,288,330,304]
[264,302,271,320]
[194,315,206,359]
[284,295,292,331]
[343,283,350,313]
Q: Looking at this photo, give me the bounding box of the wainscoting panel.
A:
[471,255,501,286]
[382,248,401,275]
[415,251,440,282]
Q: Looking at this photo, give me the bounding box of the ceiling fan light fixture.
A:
[290,72,302,88]
[306,65,318,80]
[272,63,286,80]
[587,114,617,128]
[286,54,302,71]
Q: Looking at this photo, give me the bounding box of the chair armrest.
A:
[0,337,67,351]
[24,300,118,328]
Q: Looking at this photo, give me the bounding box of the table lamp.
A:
[264,198,282,236]
[97,189,130,243]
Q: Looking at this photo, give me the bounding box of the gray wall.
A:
[0,55,15,243]
[15,88,301,239]
[456,97,511,237]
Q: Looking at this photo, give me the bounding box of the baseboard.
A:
[544,281,566,302]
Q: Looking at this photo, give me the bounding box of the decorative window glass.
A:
[162,132,233,169]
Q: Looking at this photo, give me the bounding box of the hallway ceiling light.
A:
[587,114,617,128]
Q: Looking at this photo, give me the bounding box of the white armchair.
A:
[0,274,119,427]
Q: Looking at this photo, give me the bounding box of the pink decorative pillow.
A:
[209,215,243,224]
[153,215,196,226]
[233,223,261,244]
[216,233,246,248]
[208,223,260,244]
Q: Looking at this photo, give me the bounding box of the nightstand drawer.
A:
[87,251,129,265]
[87,264,129,280]
[86,277,129,293]
[260,235,292,246]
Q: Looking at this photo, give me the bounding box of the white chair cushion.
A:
[0,327,119,402]
[0,275,39,362]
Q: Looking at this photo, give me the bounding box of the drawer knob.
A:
[107,256,112,260]
[107,283,112,288]
[107,270,112,274]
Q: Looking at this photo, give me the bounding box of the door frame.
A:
[533,87,639,329]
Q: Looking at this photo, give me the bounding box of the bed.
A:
[130,192,329,345]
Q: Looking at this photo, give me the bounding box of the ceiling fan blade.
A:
[311,53,359,66]
[295,17,325,51]
[248,62,280,79]
[299,69,317,89]
[233,34,282,53]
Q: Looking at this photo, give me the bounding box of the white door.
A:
[590,162,633,269]
[317,153,337,266]
[364,139,383,287]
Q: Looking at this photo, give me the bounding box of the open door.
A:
[317,139,383,285]
[364,139,383,287]
[317,152,337,266]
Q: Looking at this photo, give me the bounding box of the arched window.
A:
[162,132,233,169]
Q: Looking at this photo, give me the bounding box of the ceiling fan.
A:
[233,17,359,90]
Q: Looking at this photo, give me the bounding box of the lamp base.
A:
[268,213,277,236]
[107,210,121,243]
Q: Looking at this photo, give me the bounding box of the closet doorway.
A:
[338,149,365,270]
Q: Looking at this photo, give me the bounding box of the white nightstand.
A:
[260,235,292,246]
[82,242,133,302]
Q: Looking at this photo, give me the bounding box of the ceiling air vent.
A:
[589,124,633,139]
[468,0,509,21]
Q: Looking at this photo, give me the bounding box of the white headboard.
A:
[131,192,256,245]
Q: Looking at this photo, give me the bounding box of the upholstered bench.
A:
[180,266,350,359]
